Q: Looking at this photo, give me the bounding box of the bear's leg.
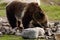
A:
[17,21,24,32]
[22,19,30,29]
[6,10,17,29]
[22,17,32,29]
[7,15,17,29]
[17,21,20,28]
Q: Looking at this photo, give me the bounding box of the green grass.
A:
[0,10,6,17]
[40,4,60,21]
[0,35,45,40]
[0,35,23,40]
[54,0,60,2]
[0,3,6,10]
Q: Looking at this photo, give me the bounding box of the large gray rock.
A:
[21,27,45,39]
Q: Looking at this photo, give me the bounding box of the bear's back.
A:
[6,1,28,20]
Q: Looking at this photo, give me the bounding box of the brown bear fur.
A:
[6,1,48,29]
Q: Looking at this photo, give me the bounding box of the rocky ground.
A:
[0,17,60,40]
[0,17,10,27]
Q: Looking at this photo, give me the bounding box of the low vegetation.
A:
[41,4,60,21]
[0,35,23,40]
[0,10,6,17]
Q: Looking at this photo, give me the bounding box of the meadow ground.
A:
[41,4,60,21]
[0,35,23,40]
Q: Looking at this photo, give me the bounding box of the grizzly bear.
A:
[6,1,48,29]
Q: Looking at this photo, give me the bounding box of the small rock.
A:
[0,32,3,37]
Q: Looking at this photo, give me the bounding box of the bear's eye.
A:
[39,13,44,17]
